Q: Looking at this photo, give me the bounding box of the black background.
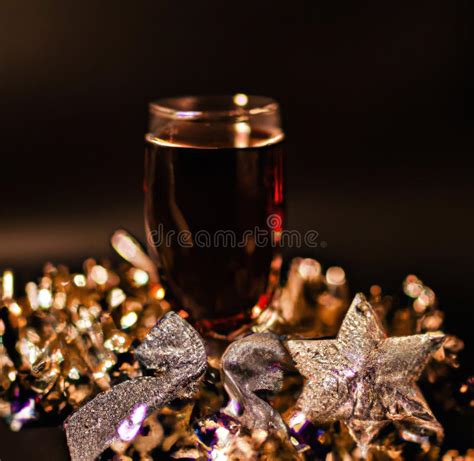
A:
[0,0,473,458]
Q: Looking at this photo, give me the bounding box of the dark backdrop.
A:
[0,0,473,457]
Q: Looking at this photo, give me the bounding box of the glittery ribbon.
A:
[65,311,207,461]
[221,332,292,433]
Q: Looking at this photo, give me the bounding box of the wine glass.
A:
[144,95,285,324]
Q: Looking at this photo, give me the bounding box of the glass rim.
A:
[149,94,280,121]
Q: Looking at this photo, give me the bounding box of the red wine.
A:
[145,128,284,320]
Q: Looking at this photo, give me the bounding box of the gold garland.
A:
[0,230,471,460]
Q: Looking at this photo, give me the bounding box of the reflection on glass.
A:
[145,95,285,321]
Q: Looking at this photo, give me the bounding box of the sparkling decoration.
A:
[0,229,170,436]
[442,449,474,461]
[0,233,472,460]
[65,311,207,461]
[254,257,349,338]
[286,293,445,452]
[221,332,292,433]
[193,333,301,460]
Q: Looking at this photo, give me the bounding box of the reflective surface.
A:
[145,96,285,320]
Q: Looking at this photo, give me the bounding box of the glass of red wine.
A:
[144,95,285,326]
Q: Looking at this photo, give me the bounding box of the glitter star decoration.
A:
[286,293,445,450]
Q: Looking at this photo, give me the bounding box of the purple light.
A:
[117,403,148,442]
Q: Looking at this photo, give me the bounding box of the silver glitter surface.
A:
[222,333,292,433]
[65,312,207,461]
[286,293,445,449]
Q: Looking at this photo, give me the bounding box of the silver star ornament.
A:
[286,293,445,450]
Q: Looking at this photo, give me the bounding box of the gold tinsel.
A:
[0,231,471,460]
